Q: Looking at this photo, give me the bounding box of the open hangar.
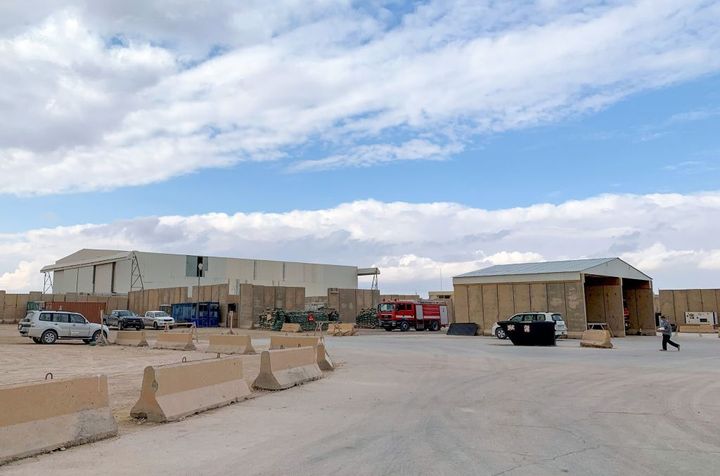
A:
[452,258,655,337]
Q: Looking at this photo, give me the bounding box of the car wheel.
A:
[495,327,507,340]
[92,330,103,342]
[153,322,159,330]
[399,321,410,332]
[41,330,58,344]
[429,321,440,332]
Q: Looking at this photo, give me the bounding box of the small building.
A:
[453,257,654,336]
[41,249,366,297]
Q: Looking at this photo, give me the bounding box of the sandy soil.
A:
[0,324,340,432]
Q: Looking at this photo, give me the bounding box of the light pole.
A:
[196,262,204,322]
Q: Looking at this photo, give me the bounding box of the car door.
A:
[144,312,154,326]
[69,314,90,337]
[53,313,72,337]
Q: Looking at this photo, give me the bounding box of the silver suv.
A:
[18,311,110,345]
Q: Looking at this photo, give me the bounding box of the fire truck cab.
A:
[377,301,448,332]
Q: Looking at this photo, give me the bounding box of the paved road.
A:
[3,333,720,475]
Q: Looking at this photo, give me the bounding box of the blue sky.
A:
[1,1,720,293]
[3,73,719,232]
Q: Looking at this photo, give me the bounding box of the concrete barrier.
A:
[280,323,302,333]
[326,323,357,336]
[580,330,613,349]
[0,375,117,465]
[154,332,196,351]
[253,347,323,390]
[270,336,334,371]
[115,330,148,347]
[130,357,251,423]
[678,324,715,334]
[205,334,255,355]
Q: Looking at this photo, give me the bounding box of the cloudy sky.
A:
[1,0,719,294]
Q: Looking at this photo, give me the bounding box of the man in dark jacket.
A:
[658,316,680,351]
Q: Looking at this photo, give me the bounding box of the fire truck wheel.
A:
[399,321,410,332]
[429,321,440,332]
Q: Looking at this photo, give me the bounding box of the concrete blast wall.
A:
[128,283,305,329]
[659,289,720,324]
[0,291,129,323]
[328,288,380,322]
[453,281,586,334]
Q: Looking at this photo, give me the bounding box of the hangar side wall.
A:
[659,289,720,325]
[453,281,586,335]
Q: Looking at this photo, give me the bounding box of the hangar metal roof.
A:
[456,258,615,278]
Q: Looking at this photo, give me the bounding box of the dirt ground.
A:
[0,324,338,432]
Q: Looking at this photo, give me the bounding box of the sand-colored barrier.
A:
[326,323,357,336]
[269,336,334,371]
[115,330,148,347]
[253,347,323,390]
[580,329,613,349]
[280,323,302,333]
[205,334,255,355]
[154,332,196,351]
[0,375,117,465]
[678,324,715,334]
[130,357,251,423]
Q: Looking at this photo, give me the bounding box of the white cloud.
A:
[2,191,720,294]
[1,0,720,194]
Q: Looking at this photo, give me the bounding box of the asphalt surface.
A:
[3,332,720,475]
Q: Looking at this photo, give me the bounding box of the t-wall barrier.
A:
[0,375,118,465]
[130,357,251,423]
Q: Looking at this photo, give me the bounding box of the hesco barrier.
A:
[678,324,715,334]
[253,347,323,390]
[130,357,251,423]
[115,330,148,347]
[579,329,613,349]
[154,332,196,351]
[326,323,357,336]
[205,334,255,355]
[269,336,334,371]
[0,375,117,465]
[280,323,302,333]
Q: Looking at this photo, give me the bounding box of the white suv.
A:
[143,311,175,329]
[492,312,567,339]
[18,311,110,345]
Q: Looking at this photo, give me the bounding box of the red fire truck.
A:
[377,301,449,332]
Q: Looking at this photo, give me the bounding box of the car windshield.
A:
[154,312,169,317]
[551,314,564,322]
[117,311,135,317]
[379,303,395,312]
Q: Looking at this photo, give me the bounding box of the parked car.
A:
[143,310,175,329]
[18,310,109,344]
[105,310,144,330]
[492,312,567,339]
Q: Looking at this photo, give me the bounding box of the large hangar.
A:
[453,258,655,337]
[42,249,364,297]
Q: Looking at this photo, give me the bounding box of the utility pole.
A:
[196,262,204,322]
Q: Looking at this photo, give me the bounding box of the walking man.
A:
[658,315,680,351]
